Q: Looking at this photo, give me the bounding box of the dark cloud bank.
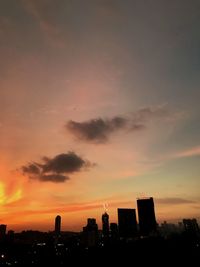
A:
[66,106,169,143]
[22,152,93,183]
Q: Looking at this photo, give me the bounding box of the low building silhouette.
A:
[7,230,15,243]
[159,221,180,237]
[82,218,99,247]
[110,223,119,241]
[183,218,199,236]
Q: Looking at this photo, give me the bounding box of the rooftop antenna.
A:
[137,192,147,199]
[103,203,108,213]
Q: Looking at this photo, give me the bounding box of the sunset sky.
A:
[0,0,200,232]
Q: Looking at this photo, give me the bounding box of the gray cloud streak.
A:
[66,106,169,143]
[156,197,196,205]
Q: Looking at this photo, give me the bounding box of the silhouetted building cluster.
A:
[116,197,157,239]
[80,197,157,247]
[159,221,182,237]
[0,197,199,266]
[183,218,199,236]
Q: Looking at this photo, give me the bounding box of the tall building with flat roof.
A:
[55,215,61,236]
[137,197,157,236]
[118,208,137,238]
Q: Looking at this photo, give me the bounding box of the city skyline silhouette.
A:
[3,197,200,267]
[2,196,199,234]
[0,196,199,266]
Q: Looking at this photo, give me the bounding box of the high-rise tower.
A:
[102,212,109,238]
[55,215,61,236]
[137,197,157,236]
[118,208,137,238]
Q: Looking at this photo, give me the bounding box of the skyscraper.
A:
[102,212,109,238]
[118,208,137,238]
[137,197,157,236]
[55,215,61,236]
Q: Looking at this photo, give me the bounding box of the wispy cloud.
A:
[174,146,200,158]
[156,197,196,205]
[21,0,65,48]
[65,105,171,143]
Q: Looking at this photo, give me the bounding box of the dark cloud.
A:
[39,174,69,183]
[22,152,93,183]
[156,197,196,205]
[65,106,169,143]
[133,107,169,122]
[22,163,40,175]
[42,153,86,173]
[129,124,146,131]
[67,116,127,143]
